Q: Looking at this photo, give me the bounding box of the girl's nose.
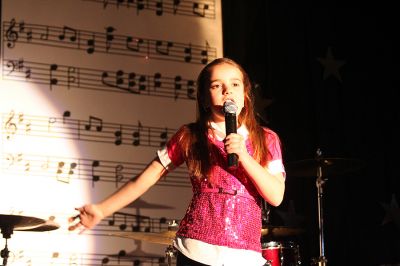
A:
[223,86,232,95]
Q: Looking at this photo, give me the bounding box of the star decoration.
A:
[380,194,400,231]
[317,46,346,82]
[275,200,306,227]
[252,83,273,125]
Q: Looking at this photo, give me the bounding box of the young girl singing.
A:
[69,57,285,266]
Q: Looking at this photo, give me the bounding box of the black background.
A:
[221,1,399,265]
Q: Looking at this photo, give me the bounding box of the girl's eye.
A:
[211,83,221,89]
[232,82,241,87]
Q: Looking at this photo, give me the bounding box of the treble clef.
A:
[4,110,17,140]
[6,18,19,48]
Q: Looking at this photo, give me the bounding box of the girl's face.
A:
[208,63,245,123]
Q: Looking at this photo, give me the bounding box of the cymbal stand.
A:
[312,149,328,266]
[0,225,13,266]
[164,245,176,266]
[164,219,178,266]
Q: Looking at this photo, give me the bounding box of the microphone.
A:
[223,100,238,168]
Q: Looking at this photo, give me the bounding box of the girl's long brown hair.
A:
[179,58,268,179]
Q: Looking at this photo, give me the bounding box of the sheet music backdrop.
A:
[0,0,222,265]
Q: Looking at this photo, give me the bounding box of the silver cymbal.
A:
[16,219,60,232]
[285,157,364,177]
[0,214,45,231]
[109,230,177,245]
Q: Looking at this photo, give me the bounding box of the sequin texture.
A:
[162,125,284,252]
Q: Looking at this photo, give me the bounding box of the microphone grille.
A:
[223,100,238,114]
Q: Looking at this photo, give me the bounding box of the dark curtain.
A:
[222,1,400,265]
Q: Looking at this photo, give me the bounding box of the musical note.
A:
[155,0,163,15]
[85,116,103,131]
[25,66,32,79]
[132,121,142,146]
[50,64,58,90]
[50,252,60,266]
[116,70,124,87]
[126,36,144,52]
[108,213,116,226]
[19,21,33,41]
[48,117,57,132]
[5,18,18,48]
[40,26,49,40]
[24,160,31,172]
[87,34,96,54]
[56,161,77,183]
[105,26,115,52]
[119,214,128,230]
[187,80,196,99]
[114,125,123,145]
[193,2,209,17]
[92,160,100,187]
[155,40,173,55]
[136,0,146,14]
[138,75,147,91]
[67,67,78,89]
[174,75,182,100]
[61,112,70,126]
[25,120,32,134]
[127,72,139,93]
[58,26,77,42]
[173,0,181,14]
[101,256,109,266]
[201,41,210,64]
[184,44,192,62]
[115,164,124,187]
[160,128,168,147]
[5,154,14,168]
[26,29,33,41]
[154,72,162,88]
[108,212,127,230]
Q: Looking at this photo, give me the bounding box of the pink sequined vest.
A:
[167,127,264,252]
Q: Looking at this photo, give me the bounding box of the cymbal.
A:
[285,157,364,177]
[0,214,47,238]
[0,214,46,230]
[16,219,60,232]
[109,230,177,245]
[261,226,304,237]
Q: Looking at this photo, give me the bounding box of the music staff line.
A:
[4,18,217,65]
[84,0,216,19]
[3,110,177,148]
[94,211,179,234]
[3,152,190,187]
[8,249,169,266]
[3,58,197,101]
